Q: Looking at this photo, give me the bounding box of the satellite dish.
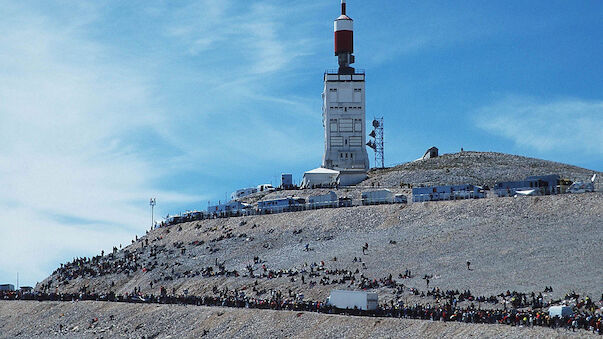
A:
[366,140,376,150]
[369,130,376,138]
[372,120,380,128]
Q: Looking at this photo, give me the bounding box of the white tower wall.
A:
[322,72,370,173]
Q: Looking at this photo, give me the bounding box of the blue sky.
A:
[0,0,601,287]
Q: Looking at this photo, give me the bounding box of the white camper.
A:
[361,189,394,205]
[308,191,338,208]
[257,184,275,192]
[549,305,573,317]
[230,187,258,201]
[326,290,378,311]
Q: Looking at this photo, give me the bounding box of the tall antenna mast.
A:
[375,118,384,168]
[367,117,385,168]
[149,198,156,230]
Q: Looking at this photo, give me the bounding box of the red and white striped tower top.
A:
[334,0,354,55]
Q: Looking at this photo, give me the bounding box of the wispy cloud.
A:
[147,1,327,172]
[474,96,603,155]
[0,0,328,285]
[0,2,200,285]
[0,0,403,286]
[163,0,324,75]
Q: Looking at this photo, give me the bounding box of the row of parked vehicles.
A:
[158,174,597,227]
[159,189,409,225]
[214,189,408,217]
[493,174,597,197]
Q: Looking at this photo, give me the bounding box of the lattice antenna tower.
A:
[375,117,384,168]
[367,117,384,169]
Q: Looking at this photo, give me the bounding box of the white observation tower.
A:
[321,0,370,186]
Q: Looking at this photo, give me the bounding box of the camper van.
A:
[326,290,378,311]
[549,305,573,317]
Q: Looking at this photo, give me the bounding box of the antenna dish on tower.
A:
[367,117,384,168]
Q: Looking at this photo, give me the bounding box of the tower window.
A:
[354,119,362,131]
[339,119,353,132]
[349,136,362,147]
[330,136,343,147]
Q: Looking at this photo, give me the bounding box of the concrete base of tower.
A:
[338,170,368,186]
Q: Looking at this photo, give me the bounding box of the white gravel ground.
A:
[0,300,597,339]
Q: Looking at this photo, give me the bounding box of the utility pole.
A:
[149,198,156,230]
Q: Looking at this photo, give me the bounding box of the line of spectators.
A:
[2,290,601,335]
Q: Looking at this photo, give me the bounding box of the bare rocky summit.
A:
[365,151,600,188]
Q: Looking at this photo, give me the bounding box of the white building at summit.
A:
[302,0,370,188]
[321,0,369,186]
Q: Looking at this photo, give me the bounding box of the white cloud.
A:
[475,96,603,154]
[0,2,200,286]
[163,1,323,75]
[146,1,327,172]
[0,209,135,288]
[0,0,329,286]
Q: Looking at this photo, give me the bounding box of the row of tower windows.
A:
[340,153,354,159]
[329,88,362,92]
[329,118,362,132]
[328,106,362,110]
[330,135,363,147]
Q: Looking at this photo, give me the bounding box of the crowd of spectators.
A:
[2,289,601,335]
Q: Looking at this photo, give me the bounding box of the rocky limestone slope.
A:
[38,192,603,304]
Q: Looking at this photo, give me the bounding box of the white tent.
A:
[301,167,340,189]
